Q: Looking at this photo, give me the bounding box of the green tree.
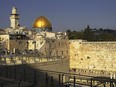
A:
[99,33,114,41]
[83,25,94,41]
[66,29,72,39]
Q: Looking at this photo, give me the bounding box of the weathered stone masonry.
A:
[69,40,116,73]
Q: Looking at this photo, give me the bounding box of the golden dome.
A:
[33,16,52,28]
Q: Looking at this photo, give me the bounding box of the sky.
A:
[0,0,116,32]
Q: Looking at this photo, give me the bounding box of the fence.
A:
[0,65,116,87]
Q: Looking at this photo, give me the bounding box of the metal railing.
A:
[0,65,116,87]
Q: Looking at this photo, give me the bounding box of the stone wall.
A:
[39,39,69,59]
[69,40,116,72]
[9,39,69,59]
[0,35,10,50]
[10,40,28,52]
[26,59,69,72]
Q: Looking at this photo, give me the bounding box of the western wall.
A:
[69,40,116,75]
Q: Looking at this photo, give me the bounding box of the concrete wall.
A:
[69,40,116,72]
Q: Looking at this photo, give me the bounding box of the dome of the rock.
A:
[33,16,52,32]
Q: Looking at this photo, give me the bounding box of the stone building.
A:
[5,7,29,35]
[31,16,69,58]
[0,7,69,59]
[0,35,10,50]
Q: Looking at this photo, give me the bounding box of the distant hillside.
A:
[66,25,116,41]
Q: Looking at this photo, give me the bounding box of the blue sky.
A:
[0,0,116,31]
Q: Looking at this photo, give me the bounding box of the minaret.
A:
[10,7,20,29]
